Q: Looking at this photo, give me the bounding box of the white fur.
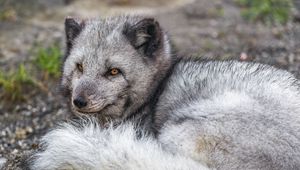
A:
[30,119,208,170]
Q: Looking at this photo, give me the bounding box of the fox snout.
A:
[72,92,111,114]
[72,78,100,112]
[72,93,103,113]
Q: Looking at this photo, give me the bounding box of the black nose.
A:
[73,96,87,109]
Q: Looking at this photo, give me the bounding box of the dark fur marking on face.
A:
[123,18,163,58]
[60,69,75,98]
[64,17,85,60]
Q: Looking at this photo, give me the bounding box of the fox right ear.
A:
[65,17,85,57]
[123,18,163,58]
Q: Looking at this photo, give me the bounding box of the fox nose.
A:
[73,96,87,109]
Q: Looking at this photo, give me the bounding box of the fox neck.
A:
[124,56,180,134]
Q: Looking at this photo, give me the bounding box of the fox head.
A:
[61,16,173,122]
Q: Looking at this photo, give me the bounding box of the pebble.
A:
[0,157,7,169]
[240,52,248,61]
[15,128,27,140]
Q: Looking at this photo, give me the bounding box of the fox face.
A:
[61,16,172,122]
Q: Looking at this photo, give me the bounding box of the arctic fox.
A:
[28,15,300,170]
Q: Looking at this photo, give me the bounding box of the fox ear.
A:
[123,18,163,58]
[65,17,85,57]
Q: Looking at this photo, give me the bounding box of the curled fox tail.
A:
[27,118,208,170]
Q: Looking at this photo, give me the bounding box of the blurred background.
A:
[0,0,299,169]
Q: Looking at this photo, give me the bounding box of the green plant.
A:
[236,0,293,24]
[35,45,62,79]
[0,8,17,21]
[0,64,33,101]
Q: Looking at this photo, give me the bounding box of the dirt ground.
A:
[0,0,299,169]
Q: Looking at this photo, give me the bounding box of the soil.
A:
[0,0,299,169]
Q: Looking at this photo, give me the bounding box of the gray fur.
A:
[61,15,172,125]
[157,60,300,169]
[29,15,300,170]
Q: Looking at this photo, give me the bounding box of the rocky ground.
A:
[0,0,299,169]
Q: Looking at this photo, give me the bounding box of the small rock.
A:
[11,149,19,155]
[239,52,253,61]
[22,111,32,116]
[240,52,248,60]
[288,53,295,64]
[31,143,39,150]
[0,157,7,169]
[275,56,289,66]
[25,126,33,134]
[1,130,6,137]
[272,28,283,39]
[15,128,27,140]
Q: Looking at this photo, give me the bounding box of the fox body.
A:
[28,16,300,170]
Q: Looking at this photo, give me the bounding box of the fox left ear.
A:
[65,17,85,57]
[123,18,163,58]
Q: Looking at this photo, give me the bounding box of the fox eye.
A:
[110,68,120,76]
[76,63,83,72]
